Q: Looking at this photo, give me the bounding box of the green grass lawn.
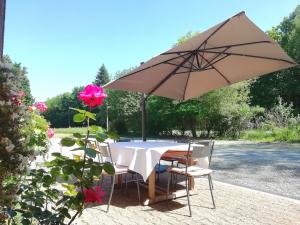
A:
[54,127,88,137]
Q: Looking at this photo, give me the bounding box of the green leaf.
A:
[62,166,73,175]
[103,162,115,175]
[21,219,31,225]
[84,148,97,158]
[60,207,71,219]
[76,139,85,147]
[50,167,61,177]
[73,113,86,123]
[89,125,101,133]
[107,131,120,140]
[73,132,83,138]
[95,132,107,142]
[61,137,76,147]
[51,152,62,158]
[91,165,102,175]
[62,183,78,197]
[70,107,86,114]
[85,111,96,121]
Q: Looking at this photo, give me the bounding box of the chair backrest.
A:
[95,142,114,164]
[188,140,214,169]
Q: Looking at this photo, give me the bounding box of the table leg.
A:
[188,177,194,190]
[148,169,156,200]
[114,174,122,188]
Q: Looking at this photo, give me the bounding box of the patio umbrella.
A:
[105,11,297,140]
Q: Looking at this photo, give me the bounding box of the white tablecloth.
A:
[109,141,189,181]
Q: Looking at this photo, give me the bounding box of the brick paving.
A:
[75,178,300,225]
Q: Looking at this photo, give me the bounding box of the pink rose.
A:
[47,129,55,138]
[34,102,48,112]
[78,84,107,108]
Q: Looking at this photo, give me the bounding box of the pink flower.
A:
[78,84,107,108]
[18,91,25,98]
[34,102,48,112]
[47,129,55,138]
[83,186,105,204]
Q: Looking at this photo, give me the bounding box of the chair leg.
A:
[135,173,141,205]
[157,161,160,182]
[185,176,192,217]
[107,175,115,212]
[208,174,215,209]
[100,174,104,187]
[170,161,174,188]
[125,173,128,192]
[166,172,172,201]
[210,175,214,190]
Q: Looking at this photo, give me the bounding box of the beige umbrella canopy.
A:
[105,11,296,101]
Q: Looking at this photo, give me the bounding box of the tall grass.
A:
[241,124,300,143]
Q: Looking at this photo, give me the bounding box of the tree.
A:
[2,55,34,105]
[94,64,110,86]
[250,5,300,111]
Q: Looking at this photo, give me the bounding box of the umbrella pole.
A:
[141,94,147,142]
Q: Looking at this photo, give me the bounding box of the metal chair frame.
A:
[166,140,215,217]
[95,141,141,212]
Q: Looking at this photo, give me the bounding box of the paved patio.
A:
[75,178,300,225]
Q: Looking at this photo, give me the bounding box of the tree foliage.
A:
[93,64,110,86]
[3,55,34,105]
[250,5,300,110]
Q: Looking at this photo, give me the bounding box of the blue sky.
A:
[4,0,299,101]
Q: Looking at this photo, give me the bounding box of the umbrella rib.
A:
[183,54,197,100]
[161,41,273,55]
[147,53,194,97]
[202,54,229,70]
[198,54,231,84]
[146,16,232,97]
[199,50,296,64]
[201,47,230,70]
[113,51,192,80]
[201,41,272,50]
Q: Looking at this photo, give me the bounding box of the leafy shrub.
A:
[0,61,32,221]
[260,97,300,129]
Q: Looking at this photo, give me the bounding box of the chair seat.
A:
[103,164,129,175]
[168,166,212,177]
[114,165,129,174]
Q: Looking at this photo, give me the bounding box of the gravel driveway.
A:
[212,142,300,200]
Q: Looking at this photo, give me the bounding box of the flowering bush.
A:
[6,84,117,224]
[0,61,32,222]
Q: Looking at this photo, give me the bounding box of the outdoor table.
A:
[109,141,199,205]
